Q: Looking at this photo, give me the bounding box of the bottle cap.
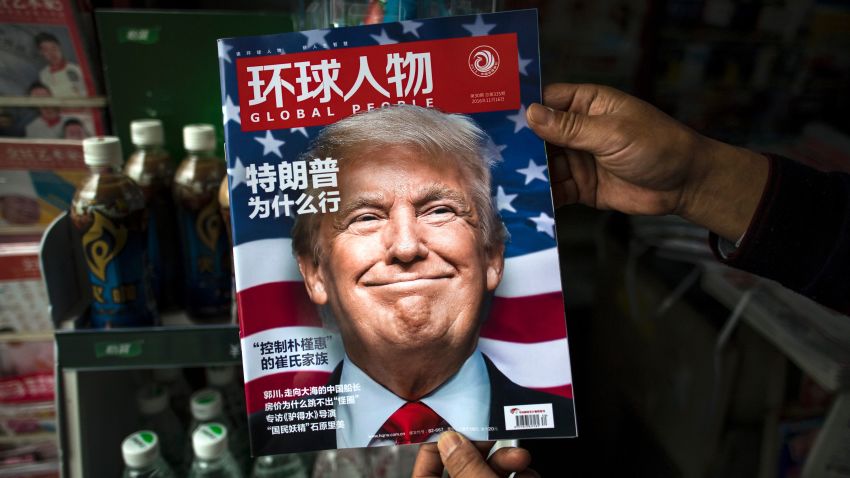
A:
[183,124,216,152]
[192,423,228,460]
[190,388,223,420]
[82,136,123,167]
[130,119,164,146]
[121,430,160,468]
[205,366,234,387]
[136,383,169,415]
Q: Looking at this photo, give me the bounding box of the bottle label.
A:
[82,210,156,327]
[178,200,231,318]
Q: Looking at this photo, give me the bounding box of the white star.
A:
[222,95,240,125]
[401,20,423,38]
[254,130,285,158]
[302,29,330,49]
[290,127,309,138]
[462,15,497,37]
[370,29,397,45]
[218,41,233,64]
[518,52,532,76]
[227,156,247,188]
[506,104,529,133]
[517,159,548,185]
[530,212,556,238]
[495,186,517,213]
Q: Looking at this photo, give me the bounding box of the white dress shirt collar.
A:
[336,349,491,448]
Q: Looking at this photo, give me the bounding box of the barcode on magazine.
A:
[504,404,555,431]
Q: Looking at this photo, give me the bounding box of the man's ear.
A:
[297,255,328,305]
[485,243,505,292]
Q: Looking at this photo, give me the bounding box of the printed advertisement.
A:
[0,0,104,138]
[219,10,576,455]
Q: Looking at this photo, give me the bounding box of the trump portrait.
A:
[247,105,575,453]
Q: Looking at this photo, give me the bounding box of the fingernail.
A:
[438,431,462,457]
[528,103,554,125]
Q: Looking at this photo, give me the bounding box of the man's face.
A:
[298,145,504,360]
[38,41,63,67]
[30,87,59,120]
[63,123,86,139]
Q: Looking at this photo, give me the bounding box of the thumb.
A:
[437,432,496,478]
[527,102,606,153]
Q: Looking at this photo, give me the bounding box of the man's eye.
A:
[428,206,455,215]
[353,214,379,222]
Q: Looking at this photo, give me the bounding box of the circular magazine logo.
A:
[468,45,500,77]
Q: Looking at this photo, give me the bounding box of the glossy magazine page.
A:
[218,9,576,455]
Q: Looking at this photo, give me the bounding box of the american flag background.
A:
[218,9,573,428]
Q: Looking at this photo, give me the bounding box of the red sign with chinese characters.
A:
[0,139,84,170]
[235,34,520,131]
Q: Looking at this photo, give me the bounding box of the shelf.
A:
[55,323,241,371]
[0,332,53,343]
[701,264,850,393]
[0,96,107,108]
[0,432,57,445]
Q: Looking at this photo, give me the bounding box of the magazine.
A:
[0,0,104,138]
[0,138,87,236]
[219,9,577,455]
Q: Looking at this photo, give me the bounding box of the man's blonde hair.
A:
[292,105,507,263]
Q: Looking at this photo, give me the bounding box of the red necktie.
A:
[375,401,449,445]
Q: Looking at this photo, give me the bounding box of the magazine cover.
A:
[219,9,576,455]
[0,0,104,138]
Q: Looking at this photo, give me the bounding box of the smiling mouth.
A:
[363,275,453,287]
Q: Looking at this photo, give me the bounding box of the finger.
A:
[548,149,571,184]
[487,447,532,476]
[411,443,444,478]
[552,178,579,208]
[542,83,621,115]
[565,148,598,207]
[438,431,497,478]
[542,82,596,114]
[472,440,496,457]
[527,103,608,154]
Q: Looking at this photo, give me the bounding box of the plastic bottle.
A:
[125,119,181,309]
[121,430,176,478]
[173,124,231,321]
[188,423,243,478]
[70,136,157,327]
[184,388,236,467]
[251,454,309,478]
[311,449,368,478]
[205,367,245,433]
[218,176,232,247]
[152,367,191,426]
[137,383,185,468]
[365,446,420,477]
[218,176,237,323]
[205,366,248,471]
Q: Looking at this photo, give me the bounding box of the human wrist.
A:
[678,137,769,242]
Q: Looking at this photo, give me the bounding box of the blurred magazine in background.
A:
[0,0,104,139]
